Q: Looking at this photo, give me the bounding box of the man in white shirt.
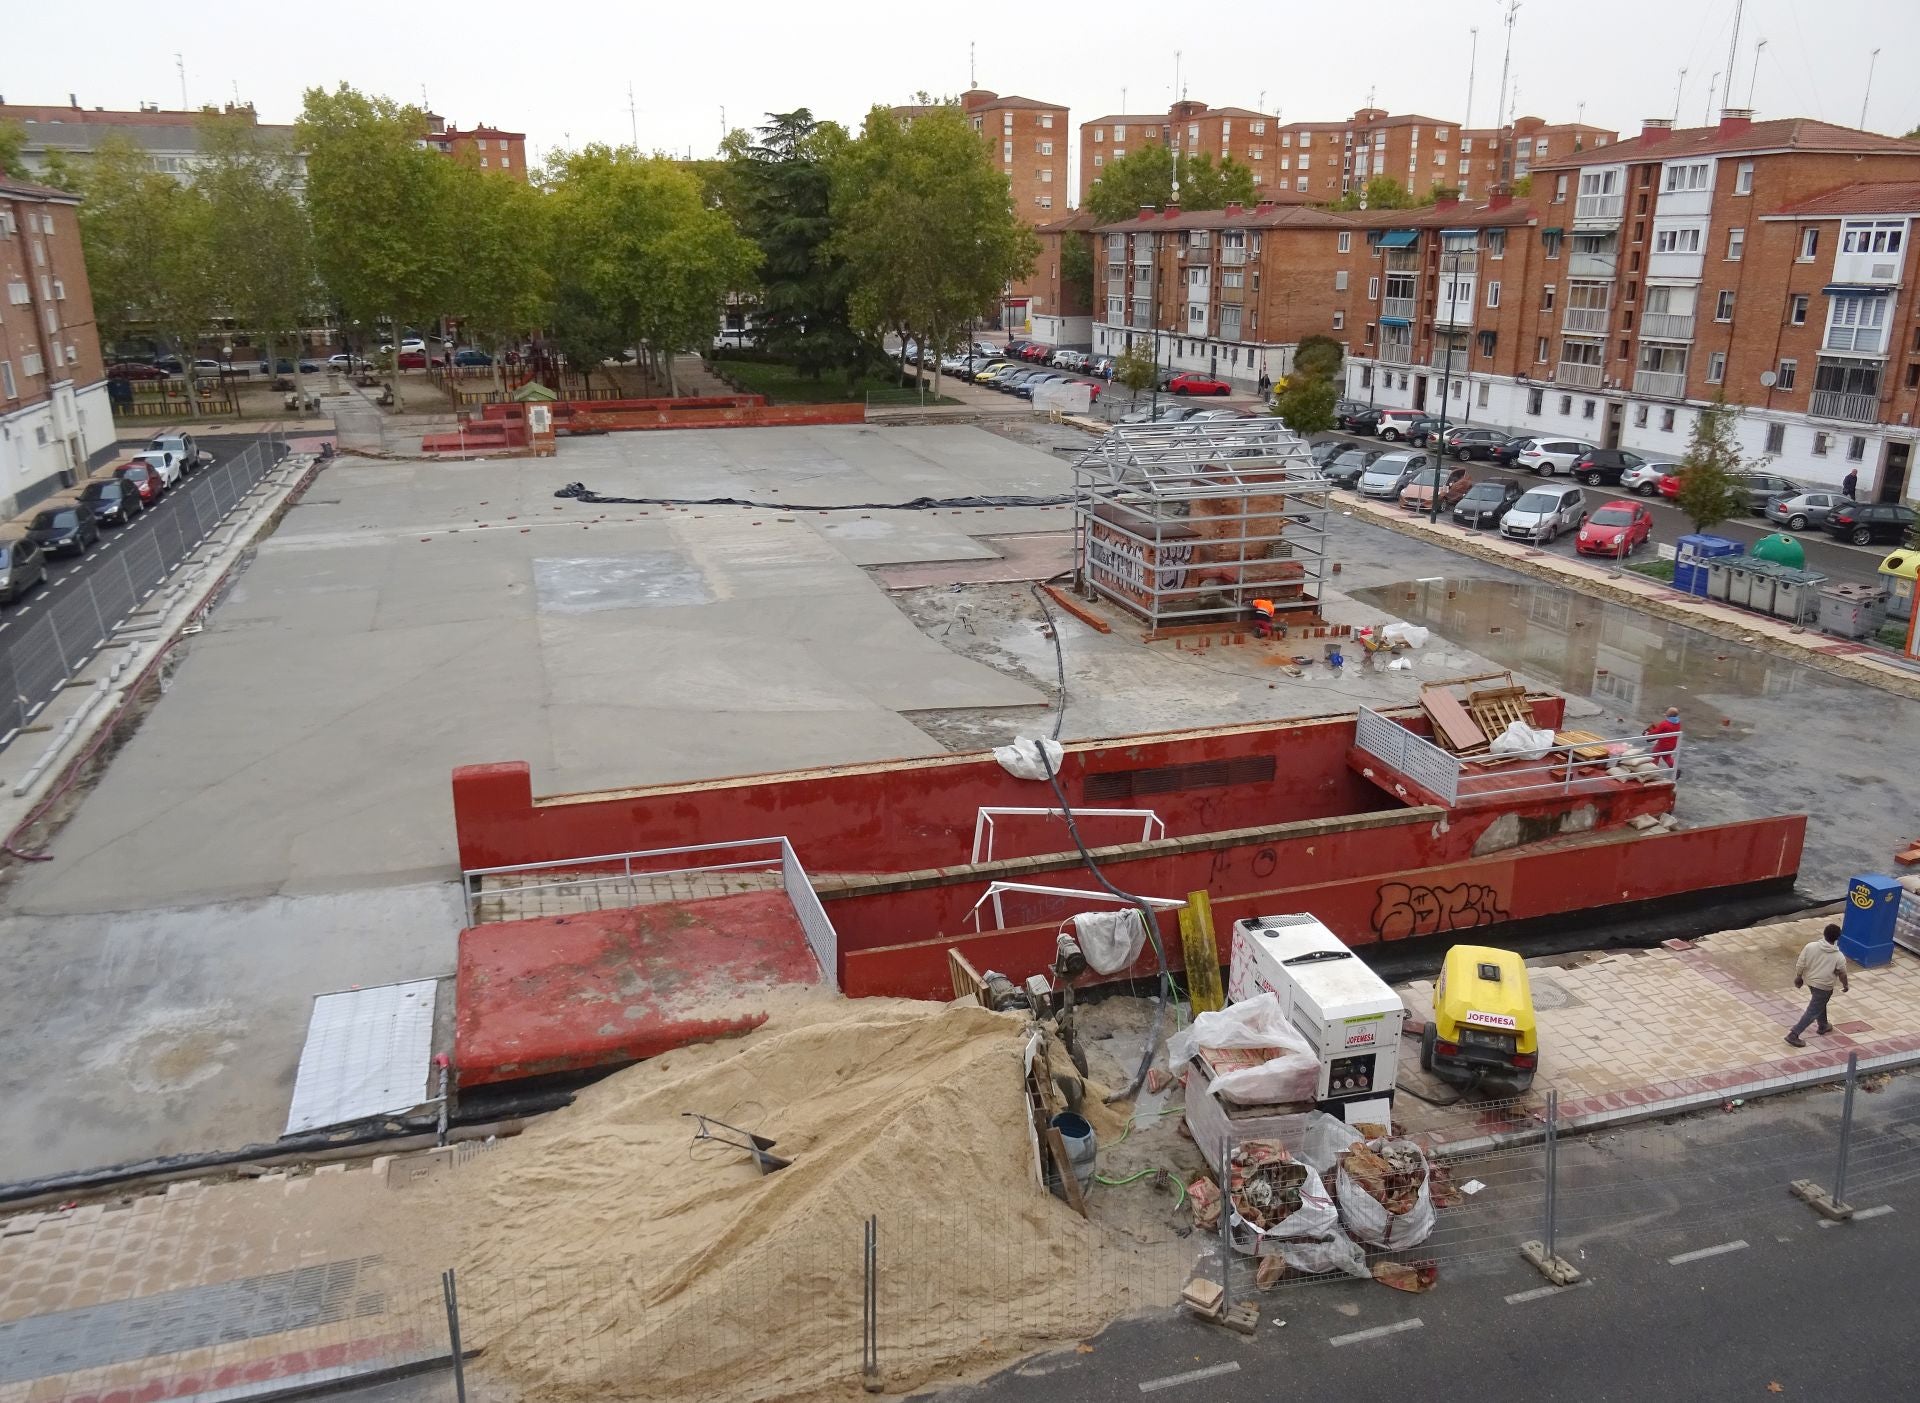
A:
[1785,924,1850,1047]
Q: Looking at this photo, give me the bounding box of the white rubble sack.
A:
[1071,910,1148,976]
[1382,622,1430,649]
[1335,1139,1436,1249]
[1297,1110,1364,1176]
[1488,720,1555,761]
[993,736,1065,781]
[1168,993,1320,1104]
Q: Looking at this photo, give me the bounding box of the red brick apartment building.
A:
[0,175,111,516]
[423,116,528,180]
[1341,112,1920,502]
[892,88,1067,328]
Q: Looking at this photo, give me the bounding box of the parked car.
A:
[1622,458,1681,495]
[1737,471,1806,514]
[1090,357,1115,378]
[1445,427,1510,461]
[1168,372,1232,396]
[274,357,323,374]
[1014,373,1067,399]
[1358,451,1431,499]
[1372,409,1429,441]
[1342,407,1384,435]
[25,503,101,558]
[1516,438,1597,476]
[1310,440,1347,466]
[972,362,1019,385]
[1487,434,1532,466]
[1766,491,1846,532]
[108,361,169,381]
[1452,477,1524,528]
[149,432,212,472]
[1501,484,1589,543]
[0,536,47,604]
[1020,344,1054,362]
[1333,399,1375,430]
[79,477,145,526]
[1824,501,1918,546]
[1406,416,1455,448]
[131,449,183,488]
[397,349,433,369]
[452,348,494,367]
[1576,501,1655,556]
[113,462,162,504]
[971,341,1003,360]
[1325,446,1386,488]
[1049,350,1087,371]
[327,353,370,372]
[1568,448,1648,487]
[1187,407,1249,421]
[1399,464,1472,512]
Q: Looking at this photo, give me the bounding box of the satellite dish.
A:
[1759,370,1777,388]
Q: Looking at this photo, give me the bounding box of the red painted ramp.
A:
[455,890,822,1087]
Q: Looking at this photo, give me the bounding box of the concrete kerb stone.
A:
[1335,492,1920,703]
[0,453,324,845]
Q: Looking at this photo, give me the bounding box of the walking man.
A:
[1785,923,1850,1046]
[1841,467,1859,501]
[1645,706,1683,769]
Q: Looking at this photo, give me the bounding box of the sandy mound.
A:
[423,993,1180,1402]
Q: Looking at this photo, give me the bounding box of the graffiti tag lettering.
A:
[1370,881,1511,941]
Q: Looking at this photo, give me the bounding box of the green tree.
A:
[1332,175,1416,211]
[1060,232,1095,306]
[442,163,550,380]
[299,85,455,368]
[1427,184,1461,204]
[831,104,1038,394]
[1115,340,1157,399]
[1673,399,1760,532]
[1294,334,1344,381]
[1174,152,1258,210]
[197,112,320,394]
[1085,145,1258,223]
[0,120,26,175]
[545,277,627,392]
[728,110,865,382]
[1510,174,1533,198]
[1272,371,1337,435]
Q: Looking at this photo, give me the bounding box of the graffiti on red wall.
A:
[1370,880,1511,941]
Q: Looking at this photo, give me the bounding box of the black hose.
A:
[1024,583,1172,1104]
[555,483,1074,512]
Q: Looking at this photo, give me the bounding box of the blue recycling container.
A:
[1674,534,1744,598]
[1840,874,1902,968]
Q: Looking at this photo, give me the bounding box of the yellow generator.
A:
[1422,945,1539,1093]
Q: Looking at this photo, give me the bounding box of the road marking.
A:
[1138,1361,1241,1392]
[1506,1280,1592,1304]
[1329,1318,1424,1347]
[1819,1204,1894,1227]
[1668,1240,1748,1265]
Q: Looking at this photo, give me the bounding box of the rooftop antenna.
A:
[175,53,187,109]
[970,41,976,89]
[1121,86,1127,111]
[1464,26,1479,132]
[719,106,726,145]
[1722,0,1746,115]
[1705,72,1720,125]
[1672,67,1688,124]
[1493,0,1520,182]
[1258,89,1266,114]
[628,83,638,148]
[1860,47,1881,129]
[1748,38,1767,108]
[1171,51,1182,199]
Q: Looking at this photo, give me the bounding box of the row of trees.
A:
[1081,146,1466,224]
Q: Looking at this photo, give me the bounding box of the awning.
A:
[1822,283,1887,296]
[1379,317,1411,327]
[1373,229,1419,248]
[1539,226,1564,236]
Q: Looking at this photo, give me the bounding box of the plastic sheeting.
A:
[1072,909,1147,975]
[1489,720,1556,761]
[993,735,1065,781]
[1168,993,1319,1105]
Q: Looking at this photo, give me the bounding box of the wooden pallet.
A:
[1554,729,1613,762]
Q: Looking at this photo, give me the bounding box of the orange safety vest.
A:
[1251,598,1275,618]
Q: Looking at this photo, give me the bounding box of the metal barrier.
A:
[461,836,840,989]
[0,433,286,750]
[1353,706,1677,806]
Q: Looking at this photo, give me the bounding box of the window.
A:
[1909,363,1920,390]
[1367,276,1380,299]
[1094,128,1105,143]
[1583,398,1597,419]
[1790,294,1809,325]
[1654,227,1702,254]
[1113,148,1125,159]
[1661,407,1676,432]
[1188,124,1199,141]
[1543,229,1563,259]
[1488,229,1506,258]
[1041,114,1054,129]
[1003,141,1013,161]
[1799,228,1819,261]
[1003,114,1013,132]
[1252,120,1266,135]
[1707,351,1726,384]
[1559,394,1573,415]
[1094,154,1104,169]
[1333,310,1345,330]
[1542,284,1557,310]
[1299,155,1311,169]
[1300,131,1312,146]
[1554,173,1569,203]
[1040,169,1052,183]
[1848,436,1867,462]
[1334,270,1348,290]
[1038,141,1053,155]
[1364,322,1375,344]
[1477,330,1497,358]
[1337,231,1351,253]
[1528,387,1545,414]
[1662,161,1711,192]
[1841,220,1907,254]
[1296,177,1308,192]
[1037,195,1052,209]
[0,360,12,398]
[1764,423,1785,452]
[1113,124,1126,139]
[1437,150,1446,166]
[480,156,488,167]
[1282,156,1291,170]
[1536,336,1550,363]
[1486,281,1501,308]
[501,155,510,169]
[1459,158,1471,175]
[1634,404,1649,427]
[51,278,64,300]
[1777,359,1797,389]
[1479,382,1490,406]
[1735,161,1754,195]
[1812,432,1829,457]
[1726,227,1744,260]
[1282,133,1292,148]
[1715,290,1735,321]
[1252,146,1264,160]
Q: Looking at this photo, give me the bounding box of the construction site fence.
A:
[0,432,287,750]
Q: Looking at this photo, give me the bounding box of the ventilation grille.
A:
[1083,754,1277,804]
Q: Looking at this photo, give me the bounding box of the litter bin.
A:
[1769,568,1825,625]
[1707,558,1738,602]
[1675,534,1743,598]
[1817,583,1887,639]
[1841,874,1902,968]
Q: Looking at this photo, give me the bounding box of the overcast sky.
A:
[6,0,1915,195]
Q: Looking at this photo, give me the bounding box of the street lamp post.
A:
[1431,251,1463,525]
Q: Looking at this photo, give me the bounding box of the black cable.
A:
[1024,583,1171,1104]
[554,482,1074,512]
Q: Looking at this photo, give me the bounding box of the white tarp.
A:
[1033,381,1093,415]
[284,980,438,1135]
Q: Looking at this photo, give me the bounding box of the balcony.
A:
[1381,341,1414,365]
[1809,389,1880,423]
[1382,296,1415,321]
[1219,247,1248,267]
[1634,369,1687,398]
[1129,306,1155,330]
[1562,308,1610,334]
[1435,251,1478,275]
[1569,250,1617,280]
[1433,298,1475,329]
[1218,283,1245,304]
[1184,246,1214,266]
[1431,349,1469,374]
[1575,193,1624,225]
[1556,362,1605,388]
[1823,327,1887,357]
[1640,313,1695,340]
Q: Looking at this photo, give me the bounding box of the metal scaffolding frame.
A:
[1071,419,1334,631]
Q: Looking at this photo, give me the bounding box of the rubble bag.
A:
[1167,993,1320,1104]
[1227,1162,1339,1256]
[1071,910,1147,976]
[1279,1226,1371,1280]
[1298,1110,1364,1175]
[993,735,1065,780]
[1335,1138,1436,1249]
[1488,720,1555,761]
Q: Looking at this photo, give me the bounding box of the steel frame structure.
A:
[1071,419,1334,630]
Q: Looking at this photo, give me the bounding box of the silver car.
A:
[1501,484,1589,543]
[1766,491,1846,531]
[1358,451,1431,498]
[1515,437,1598,476]
[1623,459,1681,496]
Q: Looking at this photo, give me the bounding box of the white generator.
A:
[1227,913,1405,1123]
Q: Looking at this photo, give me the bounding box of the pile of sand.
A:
[420,993,1181,1402]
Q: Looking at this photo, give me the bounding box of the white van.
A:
[1500,484,1589,543]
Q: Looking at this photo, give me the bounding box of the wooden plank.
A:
[947,947,987,1004]
[1045,1126,1089,1217]
[1179,891,1226,1014]
[1555,730,1612,762]
[1420,687,1488,753]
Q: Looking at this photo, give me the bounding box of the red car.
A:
[108,361,169,381]
[1020,344,1053,362]
[1657,470,1685,499]
[113,462,162,504]
[1168,372,1232,396]
[1576,501,1655,556]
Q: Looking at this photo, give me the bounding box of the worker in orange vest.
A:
[1249,598,1277,638]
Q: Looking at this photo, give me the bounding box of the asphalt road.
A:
[0,432,282,640]
[1312,428,1895,591]
[925,1077,1920,1402]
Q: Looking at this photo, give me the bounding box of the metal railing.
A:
[1381,341,1414,365]
[1568,251,1617,280]
[1633,368,1688,398]
[1430,349,1469,373]
[1809,389,1880,423]
[1382,296,1416,321]
[1556,361,1605,388]
[1561,307,1610,334]
[1354,706,1679,806]
[1574,192,1623,223]
[459,836,840,989]
[0,433,287,750]
[1640,312,1695,340]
